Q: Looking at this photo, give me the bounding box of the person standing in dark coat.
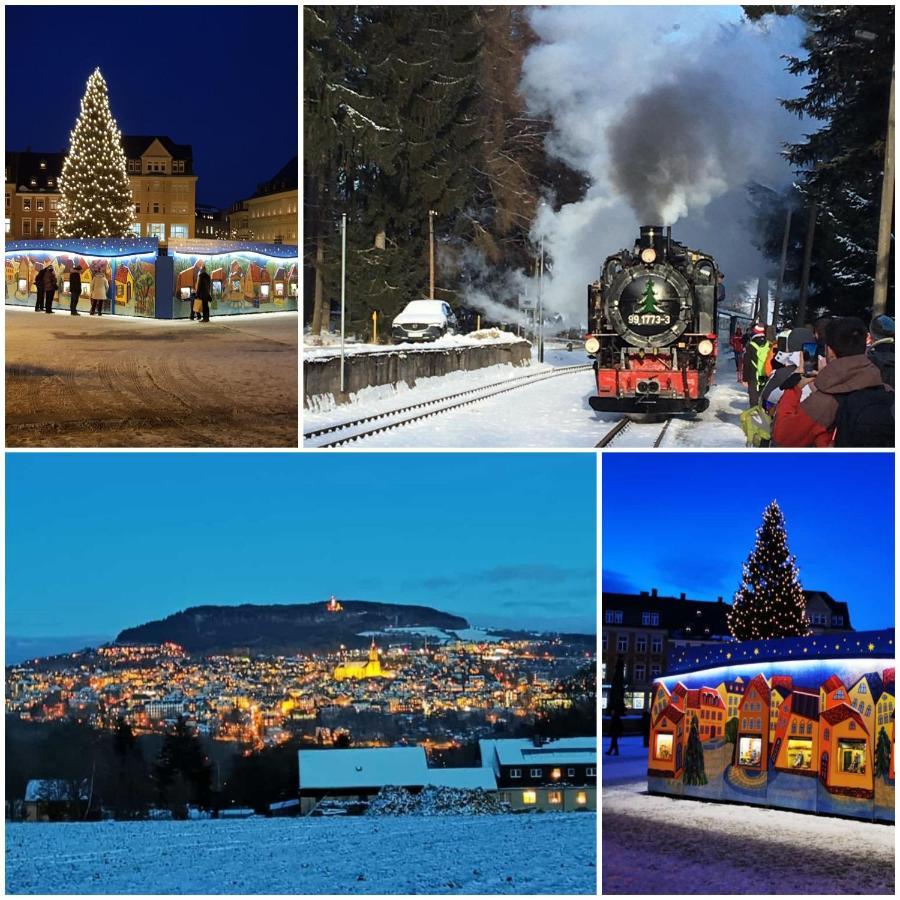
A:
[34,265,48,312]
[606,709,623,756]
[196,265,212,323]
[68,266,83,316]
[43,265,58,314]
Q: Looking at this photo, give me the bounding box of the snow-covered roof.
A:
[24,779,89,802]
[299,747,430,790]
[479,737,597,769]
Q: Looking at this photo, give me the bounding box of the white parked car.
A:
[391,299,458,343]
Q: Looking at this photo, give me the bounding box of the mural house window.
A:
[838,739,866,774]
[834,690,844,699]
[787,738,813,769]
[174,160,184,172]
[738,736,762,767]
[655,733,673,760]
[522,791,536,805]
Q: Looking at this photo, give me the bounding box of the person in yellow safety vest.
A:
[743,323,770,405]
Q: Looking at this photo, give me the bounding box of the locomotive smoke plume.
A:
[509,7,809,326]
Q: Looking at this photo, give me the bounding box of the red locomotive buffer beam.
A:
[590,336,716,414]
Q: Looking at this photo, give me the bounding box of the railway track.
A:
[595,415,673,448]
[304,364,593,448]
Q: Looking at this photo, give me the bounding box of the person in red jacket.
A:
[772,317,891,447]
[730,326,744,381]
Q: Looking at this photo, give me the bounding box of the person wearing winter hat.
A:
[867,314,894,388]
[760,326,817,412]
[68,265,83,316]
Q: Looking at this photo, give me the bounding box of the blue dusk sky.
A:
[6,453,597,662]
[5,5,297,208]
[602,453,895,632]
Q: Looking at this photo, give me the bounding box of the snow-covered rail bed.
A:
[6,814,597,894]
[305,364,592,447]
[595,416,672,448]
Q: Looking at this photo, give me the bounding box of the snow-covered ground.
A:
[5,814,596,895]
[602,737,894,895]
[304,346,749,448]
[304,328,523,359]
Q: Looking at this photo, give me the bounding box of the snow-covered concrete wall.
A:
[304,339,532,405]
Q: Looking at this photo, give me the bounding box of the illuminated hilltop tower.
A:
[333,639,385,680]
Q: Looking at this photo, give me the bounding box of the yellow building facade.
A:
[333,642,386,680]
[228,157,297,243]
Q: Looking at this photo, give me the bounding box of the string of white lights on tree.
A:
[58,68,135,239]
[727,500,812,641]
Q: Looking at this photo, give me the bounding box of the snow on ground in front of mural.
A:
[602,738,894,895]
[5,305,299,327]
[6,814,597,895]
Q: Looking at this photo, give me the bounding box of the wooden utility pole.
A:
[772,206,793,331]
[429,209,436,299]
[873,65,894,316]
[797,201,817,326]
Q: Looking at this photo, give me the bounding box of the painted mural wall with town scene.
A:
[170,240,298,319]
[5,241,157,317]
[647,629,894,821]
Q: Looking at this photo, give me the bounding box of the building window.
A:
[548,791,562,805]
[152,202,160,214]
[835,690,844,700]
[170,224,188,238]
[858,683,867,695]
[604,610,614,624]
[174,160,184,173]
[128,223,141,237]
[39,159,47,170]
[509,768,521,779]
[786,738,812,769]
[522,790,536,805]
[529,768,542,779]
[47,178,54,187]
[5,217,10,234]
[128,160,138,173]
[147,223,165,238]
[651,613,659,625]
[651,664,661,678]
[636,637,647,653]
[49,219,58,236]
[586,767,595,777]
[575,791,587,805]
[617,636,628,653]
[601,634,607,651]
[838,739,866,774]
[50,199,58,211]
[654,733,673,760]
[36,199,44,211]
[23,198,31,211]
[29,177,36,186]
[567,768,575,777]
[651,637,663,654]
[549,768,561,781]
[738,736,762,767]
[22,219,30,235]
[642,613,651,625]
[35,220,44,236]
[832,616,843,626]
[634,663,646,682]
[4,192,8,209]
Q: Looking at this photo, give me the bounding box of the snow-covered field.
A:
[304,345,749,448]
[602,737,894,895]
[304,328,523,359]
[6,814,597,895]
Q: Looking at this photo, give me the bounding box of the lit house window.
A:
[36,199,44,211]
[170,224,188,239]
[548,791,562,805]
[575,792,587,806]
[654,733,673,760]
[550,768,561,781]
[147,223,165,238]
[839,740,866,774]
[786,738,812,770]
[39,159,46,169]
[521,791,536,805]
[738,736,762,767]
[23,198,31,211]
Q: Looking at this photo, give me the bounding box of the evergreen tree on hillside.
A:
[728,500,811,640]
[59,68,135,238]
[154,717,212,819]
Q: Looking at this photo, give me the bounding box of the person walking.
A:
[34,265,48,312]
[90,269,109,316]
[730,326,744,381]
[69,266,83,316]
[196,264,212,323]
[743,323,769,405]
[606,709,623,756]
[43,265,58,314]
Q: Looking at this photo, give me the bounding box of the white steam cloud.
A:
[462,7,809,328]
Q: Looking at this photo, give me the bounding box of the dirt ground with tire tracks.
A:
[5,310,298,447]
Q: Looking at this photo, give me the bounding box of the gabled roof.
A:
[850,672,884,704]
[789,690,819,721]
[121,135,192,161]
[771,684,792,702]
[480,737,596,768]
[251,156,298,198]
[820,703,868,731]
[771,675,793,691]
[655,705,685,727]
[882,668,894,688]
[6,151,64,191]
[721,680,746,694]
[822,675,846,694]
[742,673,771,705]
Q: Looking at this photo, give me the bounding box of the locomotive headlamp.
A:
[698,339,714,356]
[640,247,657,264]
[584,336,600,354]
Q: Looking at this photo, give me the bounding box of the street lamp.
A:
[429,209,437,300]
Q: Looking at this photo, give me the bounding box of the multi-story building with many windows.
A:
[6,136,197,241]
[228,157,297,243]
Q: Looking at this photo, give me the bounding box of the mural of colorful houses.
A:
[647,629,894,821]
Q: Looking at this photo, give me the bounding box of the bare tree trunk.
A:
[311,233,326,334]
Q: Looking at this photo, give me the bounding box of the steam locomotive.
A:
[584,225,720,414]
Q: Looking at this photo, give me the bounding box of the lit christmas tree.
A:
[682,714,708,785]
[727,500,811,640]
[59,68,135,238]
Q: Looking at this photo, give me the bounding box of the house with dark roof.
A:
[736,673,770,769]
[228,157,297,243]
[648,703,686,779]
[771,689,819,775]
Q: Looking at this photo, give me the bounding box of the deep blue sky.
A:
[6,453,596,662]
[5,5,297,208]
[603,453,894,632]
